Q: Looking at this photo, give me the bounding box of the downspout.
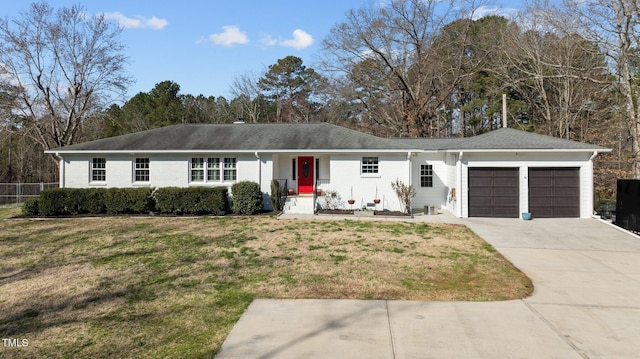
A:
[255,152,261,188]
[407,151,413,214]
[588,151,598,217]
[407,152,412,187]
[458,151,464,218]
[54,153,65,188]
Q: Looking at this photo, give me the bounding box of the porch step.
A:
[283,196,316,214]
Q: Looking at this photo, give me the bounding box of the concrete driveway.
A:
[215,218,640,358]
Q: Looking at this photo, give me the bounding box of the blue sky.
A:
[4,1,522,101]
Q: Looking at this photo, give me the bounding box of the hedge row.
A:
[29,187,154,216]
[154,187,228,215]
[22,185,262,216]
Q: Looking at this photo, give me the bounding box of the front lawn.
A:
[0,215,532,358]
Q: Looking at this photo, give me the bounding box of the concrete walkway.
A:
[215,215,640,359]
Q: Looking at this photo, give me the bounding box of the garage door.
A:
[468,167,519,217]
[528,168,580,218]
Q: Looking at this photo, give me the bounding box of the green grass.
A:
[0,215,532,358]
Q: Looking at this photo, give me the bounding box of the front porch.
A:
[269,152,408,214]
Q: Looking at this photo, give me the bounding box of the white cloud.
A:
[260,34,277,47]
[472,6,518,20]
[103,12,168,30]
[279,29,314,50]
[207,25,249,46]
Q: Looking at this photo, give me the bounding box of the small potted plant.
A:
[347,199,355,205]
[316,188,323,196]
[288,188,295,196]
[373,187,380,204]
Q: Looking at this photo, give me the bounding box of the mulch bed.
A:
[316,209,410,217]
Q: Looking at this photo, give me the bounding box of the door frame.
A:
[297,156,314,194]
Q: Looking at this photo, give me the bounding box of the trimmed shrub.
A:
[39,188,72,216]
[23,198,39,216]
[270,179,283,211]
[154,187,228,215]
[104,187,153,214]
[231,181,263,215]
[83,188,106,214]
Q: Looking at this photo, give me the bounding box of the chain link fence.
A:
[0,182,59,205]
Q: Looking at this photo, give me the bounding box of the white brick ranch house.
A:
[46,122,609,218]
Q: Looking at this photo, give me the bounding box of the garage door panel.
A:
[494,208,518,217]
[469,167,519,218]
[494,178,518,186]
[494,197,517,205]
[531,188,553,197]
[553,207,580,217]
[529,177,553,187]
[529,168,579,218]
[554,178,578,187]
[471,178,493,187]
[554,197,578,206]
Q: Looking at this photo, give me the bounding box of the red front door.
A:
[297,156,314,194]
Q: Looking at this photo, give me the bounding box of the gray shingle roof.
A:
[50,123,609,153]
[448,128,607,150]
[394,128,608,151]
[391,138,466,150]
[51,123,415,152]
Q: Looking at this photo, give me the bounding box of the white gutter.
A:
[44,148,424,155]
[589,151,598,161]
[443,148,612,154]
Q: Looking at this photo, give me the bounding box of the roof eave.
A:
[443,148,611,153]
[46,148,422,155]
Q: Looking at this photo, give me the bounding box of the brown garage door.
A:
[468,167,519,217]
[528,168,579,218]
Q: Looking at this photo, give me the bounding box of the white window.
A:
[135,158,150,182]
[191,158,205,182]
[207,158,220,181]
[223,158,237,181]
[191,157,235,183]
[420,164,433,187]
[91,158,106,182]
[361,157,379,174]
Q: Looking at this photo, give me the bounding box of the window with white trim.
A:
[91,158,106,182]
[191,157,236,183]
[223,158,237,181]
[420,164,433,187]
[207,158,220,181]
[134,158,150,182]
[361,157,379,174]
[191,158,205,182]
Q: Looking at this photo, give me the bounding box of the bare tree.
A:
[230,72,264,123]
[530,0,640,177]
[320,0,485,137]
[498,19,610,139]
[0,1,130,152]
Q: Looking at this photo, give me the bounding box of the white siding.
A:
[62,154,260,190]
[60,149,597,218]
[412,153,448,211]
[329,153,409,212]
[444,153,458,214]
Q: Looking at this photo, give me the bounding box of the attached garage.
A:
[468,167,519,218]
[528,168,580,218]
